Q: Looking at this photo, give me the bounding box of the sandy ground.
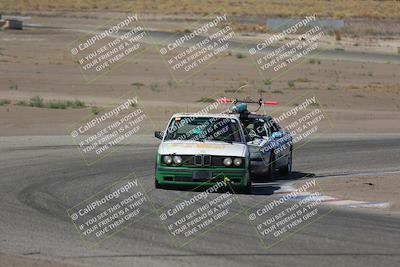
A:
[304,174,400,217]
[0,14,399,136]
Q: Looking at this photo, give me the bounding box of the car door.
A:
[266,118,290,167]
[243,118,270,162]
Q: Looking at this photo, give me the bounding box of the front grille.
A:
[177,155,243,168]
[203,155,211,166]
[195,155,202,166]
[181,155,195,165]
[211,156,224,167]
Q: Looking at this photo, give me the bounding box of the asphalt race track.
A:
[0,134,399,267]
[25,24,400,65]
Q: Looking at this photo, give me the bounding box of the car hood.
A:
[158,140,247,157]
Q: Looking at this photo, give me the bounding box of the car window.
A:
[164,117,243,142]
[254,120,268,137]
[267,119,280,135]
[242,118,268,139]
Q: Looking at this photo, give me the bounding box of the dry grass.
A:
[1,0,400,19]
[15,96,86,109]
[231,22,266,33]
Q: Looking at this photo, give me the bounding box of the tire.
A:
[243,178,252,194]
[155,178,165,189]
[268,152,277,180]
[237,178,251,194]
[279,147,293,175]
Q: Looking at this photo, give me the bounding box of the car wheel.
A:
[236,178,251,194]
[155,179,164,189]
[243,178,252,194]
[279,147,293,175]
[268,152,277,180]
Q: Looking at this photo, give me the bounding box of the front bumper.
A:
[156,166,250,188]
[250,159,270,175]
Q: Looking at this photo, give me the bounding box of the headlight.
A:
[233,157,242,166]
[223,157,232,166]
[173,155,182,165]
[162,155,172,164]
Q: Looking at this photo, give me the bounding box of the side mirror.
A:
[154,131,163,140]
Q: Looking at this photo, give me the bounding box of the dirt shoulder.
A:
[2,1,400,19]
[0,14,399,136]
[308,173,400,217]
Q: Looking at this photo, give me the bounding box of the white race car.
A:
[154,102,293,193]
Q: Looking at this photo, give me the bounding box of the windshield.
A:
[164,116,242,143]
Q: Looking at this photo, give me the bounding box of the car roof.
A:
[242,114,273,120]
[171,112,274,122]
[171,113,240,119]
